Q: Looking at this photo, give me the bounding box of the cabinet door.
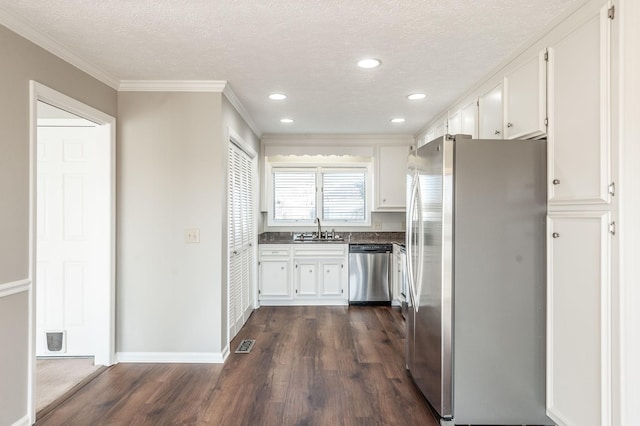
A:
[425,128,436,145]
[478,83,503,139]
[375,144,410,211]
[295,261,318,297]
[547,212,611,426]
[460,100,478,138]
[547,5,611,205]
[435,120,446,138]
[447,110,461,135]
[259,259,291,298]
[319,261,343,297]
[504,51,547,140]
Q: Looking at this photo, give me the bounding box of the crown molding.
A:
[222,85,262,138]
[118,80,228,92]
[0,7,120,89]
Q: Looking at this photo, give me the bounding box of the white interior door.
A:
[36,118,99,357]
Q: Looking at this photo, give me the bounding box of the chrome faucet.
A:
[314,217,322,238]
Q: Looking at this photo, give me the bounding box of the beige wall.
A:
[0,24,117,425]
[117,91,258,356]
[0,292,29,426]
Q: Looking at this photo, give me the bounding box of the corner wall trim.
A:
[0,279,31,298]
[116,351,228,364]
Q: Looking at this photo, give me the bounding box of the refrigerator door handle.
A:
[406,175,421,312]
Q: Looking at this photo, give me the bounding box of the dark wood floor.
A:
[37,306,438,425]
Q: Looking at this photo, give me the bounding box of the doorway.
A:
[29,82,116,420]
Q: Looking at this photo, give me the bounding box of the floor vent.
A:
[235,339,255,354]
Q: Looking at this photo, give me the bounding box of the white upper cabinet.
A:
[503,50,548,140]
[460,100,478,138]
[435,119,446,138]
[375,144,412,211]
[478,83,503,139]
[547,5,611,205]
[424,128,436,146]
[447,110,462,135]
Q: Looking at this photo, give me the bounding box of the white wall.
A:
[0,23,116,425]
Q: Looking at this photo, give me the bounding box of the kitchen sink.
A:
[293,232,344,242]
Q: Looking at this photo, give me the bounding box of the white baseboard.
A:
[258,299,349,306]
[11,414,31,426]
[116,351,228,364]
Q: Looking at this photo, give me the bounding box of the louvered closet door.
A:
[228,142,255,340]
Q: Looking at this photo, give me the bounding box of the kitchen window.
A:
[269,166,371,226]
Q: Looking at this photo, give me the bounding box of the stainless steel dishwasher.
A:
[348,243,392,305]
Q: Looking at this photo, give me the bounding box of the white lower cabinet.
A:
[546,211,611,426]
[293,245,348,303]
[294,261,318,297]
[258,245,292,300]
[259,244,348,306]
[319,261,343,297]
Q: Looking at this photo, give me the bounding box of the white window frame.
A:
[267,163,372,227]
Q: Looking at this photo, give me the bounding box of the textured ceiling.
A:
[0,0,579,135]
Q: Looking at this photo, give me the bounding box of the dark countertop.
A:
[258,231,405,246]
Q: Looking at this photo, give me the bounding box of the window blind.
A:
[273,171,316,221]
[322,172,366,221]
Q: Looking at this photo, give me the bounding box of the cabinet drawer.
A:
[292,246,347,258]
[259,245,291,257]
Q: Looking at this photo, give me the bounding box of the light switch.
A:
[185,228,200,243]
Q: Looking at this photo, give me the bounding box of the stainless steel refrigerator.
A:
[406,134,552,425]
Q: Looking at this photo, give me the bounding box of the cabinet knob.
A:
[507,122,513,128]
[552,232,560,238]
[281,266,285,270]
[382,198,386,203]
[494,130,501,135]
[553,179,560,185]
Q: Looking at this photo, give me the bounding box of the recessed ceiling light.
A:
[407,93,426,100]
[357,58,382,69]
[280,118,294,123]
[391,118,406,123]
[269,93,287,100]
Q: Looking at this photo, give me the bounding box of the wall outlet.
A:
[373,221,383,230]
[185,228,200,243]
